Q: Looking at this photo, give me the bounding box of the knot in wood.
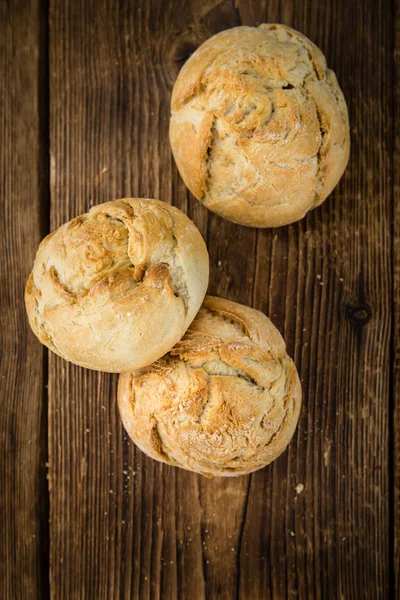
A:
[344,300,372,327]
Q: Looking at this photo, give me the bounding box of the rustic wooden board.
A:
[0,0,49,598]
[394,0,400,595]
[43,0,392,598]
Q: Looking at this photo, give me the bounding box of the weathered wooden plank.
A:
[48,1,255,597]
[0,0,49,597]
[48,0,392,598]
[393,0,400,595]
[236,1,392,598]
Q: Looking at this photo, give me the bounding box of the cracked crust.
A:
[25,198,209,372]
[118,296,301,477]
[170,24,350,228]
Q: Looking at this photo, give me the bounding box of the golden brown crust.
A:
[170,24,350,228]
[25,198,209,372]
[118,296,301,477]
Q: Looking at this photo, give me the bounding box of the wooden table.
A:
[1,0,396,598]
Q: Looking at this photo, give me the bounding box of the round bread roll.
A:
[25,198,209,372]
[170,24,350,228]
[118,296,301,477]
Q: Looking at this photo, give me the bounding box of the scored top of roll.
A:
[170,24,350,228]
[118,296,302,477]
[25,198,209,372]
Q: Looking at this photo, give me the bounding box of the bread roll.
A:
[25,198,209,372]
[118,296,301,477]
[170,24,350,228]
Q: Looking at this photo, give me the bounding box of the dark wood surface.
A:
[394,0,400,595]
[0,0,49,598]
[1,0,395,598]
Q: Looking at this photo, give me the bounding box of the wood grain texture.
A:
[0,0,49,598]
[46,1,392,598]
[394,0,400,594]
